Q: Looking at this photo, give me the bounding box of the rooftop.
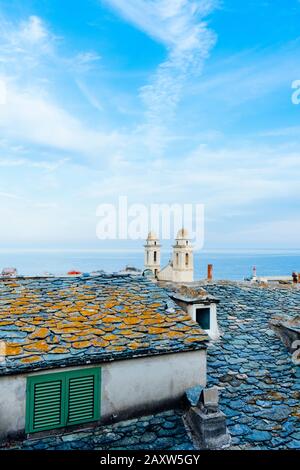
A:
[1,281,299,450]
[0,408,194,451]
[203,281,300,450]
[164,284,219,304]
[0,275,208,376]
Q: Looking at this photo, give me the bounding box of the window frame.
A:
[195,307,211,330]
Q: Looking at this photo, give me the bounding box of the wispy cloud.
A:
[72,51,102,73]
[15,15,51,45]
[104,0,218,153]
[0,15,55,75]
[103,0,216,49]
[1,14,53,48]
[0,14,125,162]
[0,81,123,158]
[75,79,103,111]
[259,126,300,138]
[188,41,300,107]
[0,156,69,171]
[0,191,21,200]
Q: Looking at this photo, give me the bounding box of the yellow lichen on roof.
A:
[0,275,208,374]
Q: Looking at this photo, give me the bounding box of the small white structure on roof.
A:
[254,276,293,284]
[167,286,220,340]
[1,268,17,278]
[144,229,194,283]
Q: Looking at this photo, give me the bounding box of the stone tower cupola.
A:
[172,228,194,283]
[144,231,161,277]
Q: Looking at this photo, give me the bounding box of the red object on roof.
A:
[67,270,82,275]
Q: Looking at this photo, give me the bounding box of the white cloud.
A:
[227,218,300,248]
[0,8,217,163]
[259,126,300,138]
[0,14,127,162]
[104,0,216,49]
[0,78,125,160]
[0,156,69,171]
[0,191,21,200]
[0,15,55,72]
[0,78,7,104]
[188,41,300,108]
[18,16,50,45]
[83,139,300,210]
[74,51,101,67]
[104,0,217,153]
[178,144,300,209]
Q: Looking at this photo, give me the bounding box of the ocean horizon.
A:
[0,249,299,281]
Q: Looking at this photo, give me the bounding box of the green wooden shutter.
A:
[26,368,100,434]
[67,369,100,425]
[33,380,63,431]
[26,373,66,433]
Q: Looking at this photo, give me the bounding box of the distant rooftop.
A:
[0,275,208,376]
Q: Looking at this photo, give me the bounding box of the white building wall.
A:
[157,263,173,281]
[101,350,206,420]
[172,268,194,283]
[0,349,206,440]
[0,374,26,440]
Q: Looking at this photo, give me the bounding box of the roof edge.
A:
[0,343,207,378]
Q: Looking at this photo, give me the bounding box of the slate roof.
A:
[161,284,219,304]
[0,275,208,376]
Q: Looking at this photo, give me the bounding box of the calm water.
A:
[0,250,299,281]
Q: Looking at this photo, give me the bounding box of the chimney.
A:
[207,264,213,281]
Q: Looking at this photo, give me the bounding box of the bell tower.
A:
[172,228,194,282]
[144,231,161,278]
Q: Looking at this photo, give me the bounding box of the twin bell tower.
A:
[144,229,194,283]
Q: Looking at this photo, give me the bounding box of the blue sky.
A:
[0,0,300,250]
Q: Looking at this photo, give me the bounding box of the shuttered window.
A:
[26,368,100,434]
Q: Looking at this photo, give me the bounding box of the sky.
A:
[0,0,300,251]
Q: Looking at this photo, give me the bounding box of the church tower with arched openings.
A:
[144,228,194,283]
[171,228,194,283]
[144,231,161,278]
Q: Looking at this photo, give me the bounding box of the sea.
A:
[0,250,299,281]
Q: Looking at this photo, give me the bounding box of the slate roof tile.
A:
[0,274,208,375]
